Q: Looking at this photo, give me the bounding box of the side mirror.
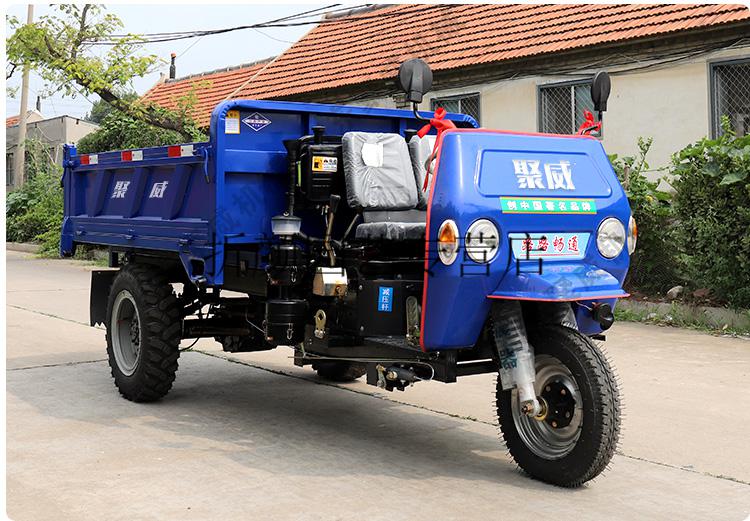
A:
[590,71,611,113]
[397,58,433,104]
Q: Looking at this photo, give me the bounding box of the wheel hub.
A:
[540,380,576,429]
[510,354,583,460]
[111,290,142,376]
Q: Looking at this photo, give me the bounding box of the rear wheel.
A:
[496,325,620,487]
[106,264,182,402]
[313,361,367,382]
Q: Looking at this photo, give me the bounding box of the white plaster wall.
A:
[350,47,749,177]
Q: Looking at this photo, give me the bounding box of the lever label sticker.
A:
[378,287,393,313]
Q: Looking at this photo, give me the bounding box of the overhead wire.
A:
[86,5,430,45]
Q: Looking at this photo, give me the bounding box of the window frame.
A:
[708,57,750,138]
[536,78,595,135]
[430,92,481,125]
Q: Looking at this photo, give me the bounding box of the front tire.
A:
[106,264,182,402]
[496,325,620,487]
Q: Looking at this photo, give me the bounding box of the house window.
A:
[538,81,596,135]
[6,153,13,186]
[710,59,750,137]
[431,93,481,125]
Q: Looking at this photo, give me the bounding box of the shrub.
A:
[609,137,681,294]
[671,120,750,308]
[6,139,64,255]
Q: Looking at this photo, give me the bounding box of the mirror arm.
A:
[412,102,429,122]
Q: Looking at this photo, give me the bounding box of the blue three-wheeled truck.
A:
[61,60,634,487]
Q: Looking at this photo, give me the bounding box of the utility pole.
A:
[12,4,34,190]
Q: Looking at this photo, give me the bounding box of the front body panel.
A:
[421,130,631,350]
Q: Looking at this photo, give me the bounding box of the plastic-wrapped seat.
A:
[342,132,426,241]
[407,134,436,210]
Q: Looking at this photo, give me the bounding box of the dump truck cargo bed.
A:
[61,100,476,285]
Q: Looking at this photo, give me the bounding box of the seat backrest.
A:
[342,132,418,210]
[408,134,436,210]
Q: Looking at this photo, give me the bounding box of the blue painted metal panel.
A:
[421,130,631,350]
[62,100,476,287]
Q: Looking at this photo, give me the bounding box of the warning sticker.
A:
[312,156,338,173]
[225,110,240,134]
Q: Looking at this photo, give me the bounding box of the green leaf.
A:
[719,171,747,185]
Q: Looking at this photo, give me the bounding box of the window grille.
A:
[710,59,750,137]
[431,93,481,125]
[538,81,595,135]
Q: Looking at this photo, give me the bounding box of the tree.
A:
[6,4,199,141]
[85,92,138,124]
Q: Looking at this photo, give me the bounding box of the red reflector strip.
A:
[168,145,194,158]
[80,154,98,165]
[121,150,143,161]
[80,155,89,165]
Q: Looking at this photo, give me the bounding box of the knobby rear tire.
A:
[105,263,182,402]
[496,325,621,487]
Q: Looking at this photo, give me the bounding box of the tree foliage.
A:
[6,139,64,255]
[671,119,750,308]
[6,4,198,140]
[610,138,681,294]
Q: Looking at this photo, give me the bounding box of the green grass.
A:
[615,303,750,337]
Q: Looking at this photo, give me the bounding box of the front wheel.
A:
[496,325,620,487]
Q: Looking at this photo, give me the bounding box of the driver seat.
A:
[342,132,426,241]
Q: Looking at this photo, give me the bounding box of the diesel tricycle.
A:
[61,60,633,487]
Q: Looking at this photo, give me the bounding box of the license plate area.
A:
[508,232,589,261]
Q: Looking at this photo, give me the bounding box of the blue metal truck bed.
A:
[61,100,476,285]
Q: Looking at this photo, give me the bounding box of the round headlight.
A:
[437,219,459,265]
[628,215,637,255]
[597,217,626,259]
[465,219,500,263]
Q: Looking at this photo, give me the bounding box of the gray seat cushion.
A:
[355,222,426,241]
[342,132,418,210]
[408,135,436,210]
[354,209,426,241]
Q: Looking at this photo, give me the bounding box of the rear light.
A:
[437,219,459,265]
[628,216,637,255]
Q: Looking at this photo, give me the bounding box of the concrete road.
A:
[6,250,750,520]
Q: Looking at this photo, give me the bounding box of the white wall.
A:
[348,47,750,178]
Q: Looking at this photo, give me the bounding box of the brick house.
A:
[144,3,750,170]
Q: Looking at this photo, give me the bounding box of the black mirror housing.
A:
[590,71,611,113]
[397,58,433,104]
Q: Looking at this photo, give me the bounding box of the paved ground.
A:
[6,250,750,520]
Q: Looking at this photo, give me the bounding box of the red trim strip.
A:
[80,155,90,165]
[487,293,629,302]
[442,127,597,140]
[121,150,132,161]
[420,130,452,351]
[167,145,181,158]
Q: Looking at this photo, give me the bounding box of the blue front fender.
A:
[421,130,631,351]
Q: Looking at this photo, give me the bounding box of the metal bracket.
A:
[314,309,327,339]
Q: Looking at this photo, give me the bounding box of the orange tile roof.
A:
[142,58,272,127]
[237,3,749,99]
[144,4,750,125]
[6,114,21,127]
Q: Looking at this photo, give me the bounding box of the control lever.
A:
[324,194,340,266]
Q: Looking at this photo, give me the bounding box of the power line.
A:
[86,5,434,46]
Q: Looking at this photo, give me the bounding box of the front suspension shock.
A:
[491,301,541,416]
